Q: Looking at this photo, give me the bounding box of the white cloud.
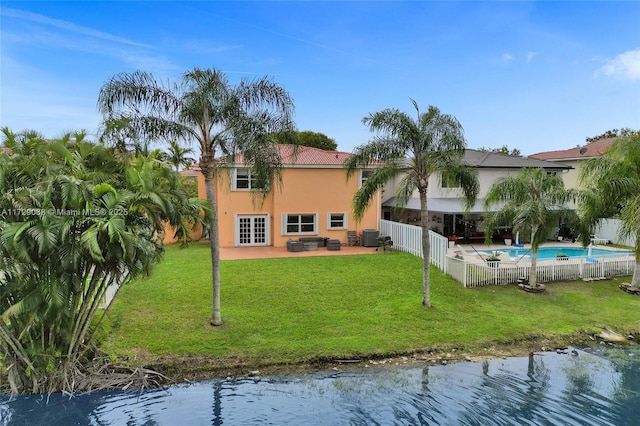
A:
[526,52,537,63]
[596,49,640,82]
[1,7,179,74]
[502,53,515,65]
[1,8,152,49]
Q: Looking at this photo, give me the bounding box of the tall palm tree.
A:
[483,168,571,289]
[577,133,640,290]
[98,67,295,325]
[344,100,478,308]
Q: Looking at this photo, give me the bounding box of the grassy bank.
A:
[103,243,640,375]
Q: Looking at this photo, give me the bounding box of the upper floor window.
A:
[233,168,259,190]
[360,170,373,188]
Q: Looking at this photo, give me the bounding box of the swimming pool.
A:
[482,246,632,260]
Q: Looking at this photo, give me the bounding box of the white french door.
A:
[236,215,269,246]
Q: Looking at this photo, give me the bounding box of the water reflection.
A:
[1,345,638,425]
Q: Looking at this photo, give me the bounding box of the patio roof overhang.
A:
[382,197,502,214]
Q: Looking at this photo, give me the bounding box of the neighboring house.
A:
[381,149,572,242]
[529,137,617,190]
[186,145,380,248]
[530,137,635,247]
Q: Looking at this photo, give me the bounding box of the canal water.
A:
[2,344,639,425]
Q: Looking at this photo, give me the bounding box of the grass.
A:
[103,243,640,368]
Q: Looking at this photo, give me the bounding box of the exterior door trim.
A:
[234,214,270,246]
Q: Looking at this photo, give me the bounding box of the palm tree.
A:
[344,100,478,308]
[164,140,196,171]
[98,68,295,325]
[483,168,571,289]
[577,133,640,290]
[0,130,208,393]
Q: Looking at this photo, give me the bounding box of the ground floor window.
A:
[327,212,347,230]
[283,213,317,234]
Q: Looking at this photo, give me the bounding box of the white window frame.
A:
[234,214,271,246]
[359,169,373,188]
[327,212,348,230]
[282,213,318,235]
[232,168,258,191]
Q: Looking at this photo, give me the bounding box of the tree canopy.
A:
[478,145,521,156]
[585,128,637,144]
[274,130,338,151]
[577,133,640,289]
[0,129,208,393]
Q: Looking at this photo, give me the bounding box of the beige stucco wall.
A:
[215,166,379,247]
[426,168,524,199]
[556,160,580,190]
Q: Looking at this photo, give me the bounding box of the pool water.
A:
[483,246,631,260]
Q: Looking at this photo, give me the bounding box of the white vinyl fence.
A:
[447,255,636,288]
[595,219,637,247]
[379,219,449,272]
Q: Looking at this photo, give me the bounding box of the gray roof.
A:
[463,149,572,170]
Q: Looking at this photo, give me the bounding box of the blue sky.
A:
[1,1,639,156]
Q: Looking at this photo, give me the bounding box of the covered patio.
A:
[382,197,503,243]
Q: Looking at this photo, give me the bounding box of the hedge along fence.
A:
[446,255,636,288]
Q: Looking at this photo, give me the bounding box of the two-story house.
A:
[187,144,379,248]
[381,149,572,242]
[528,137,617,190]
[529,137,636,246]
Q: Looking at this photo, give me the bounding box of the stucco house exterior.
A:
[529,137,617,190]
[529,137,636,246]
[381,149,572,243]
[182,145,380,248]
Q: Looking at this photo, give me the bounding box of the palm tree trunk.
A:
[419,187,432,308]
[529,229,538,288]
[204,167,223,326]
[529,247,538,288]
[631,253,640,290]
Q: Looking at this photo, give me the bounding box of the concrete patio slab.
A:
[219,244,381,260]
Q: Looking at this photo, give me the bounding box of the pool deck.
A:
[451,240,629,264]
[214,240,623,262]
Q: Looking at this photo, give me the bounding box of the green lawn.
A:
[103,243,640,366]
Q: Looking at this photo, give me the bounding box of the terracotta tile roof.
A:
[529,137,617,161]
[1,147,12,154]
[230,144,353,166]
[278,144,351,165]
[180,166,199,176]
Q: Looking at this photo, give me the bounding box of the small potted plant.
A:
[503,233,512,246]
[486,251,501,268]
